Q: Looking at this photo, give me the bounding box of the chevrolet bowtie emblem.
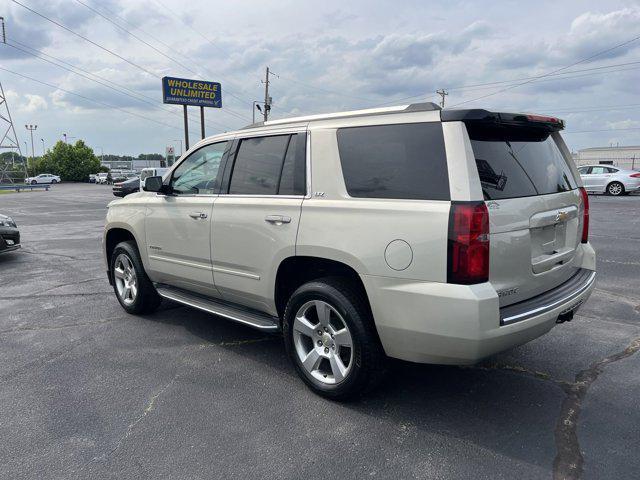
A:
[556,211,569,222]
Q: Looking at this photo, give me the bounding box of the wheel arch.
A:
[274,255,374,323]
[104,225,145,283]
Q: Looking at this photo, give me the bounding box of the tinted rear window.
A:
[337,122,450,200]
[469,131,576,200]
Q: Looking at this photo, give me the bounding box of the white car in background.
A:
[139,167,168,190]
[96,173,109,184]
[24,173,61,185]
[577,165,640,196]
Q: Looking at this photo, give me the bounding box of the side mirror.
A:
[143,176,164,192]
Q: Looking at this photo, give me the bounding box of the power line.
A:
[274,74,377,103]
[374,59,640,107]
[11,0,158,76]
[72,0,251,122]
[11,0,251,123]
[564,127,640,134]
[3,41,234,131]
[522,103,640,115]
[149,0,259,107]
[450,32,640,107]
[0,65,183,131]
[73,0,200,77]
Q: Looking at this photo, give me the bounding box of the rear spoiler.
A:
[441,109,565,133]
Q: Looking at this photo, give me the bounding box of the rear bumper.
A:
[624,182,640,192]
[362,267,596,365]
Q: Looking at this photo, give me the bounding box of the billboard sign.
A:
[162,76,221,108]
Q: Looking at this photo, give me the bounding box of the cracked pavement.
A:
[1,184,639,480]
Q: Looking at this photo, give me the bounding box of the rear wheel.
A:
[110,241,161,314]
[283,277,385,400]
[607,181,624,196]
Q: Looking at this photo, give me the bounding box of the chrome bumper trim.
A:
[500,269,596,325]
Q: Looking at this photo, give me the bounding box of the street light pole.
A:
[25,124,37,161]
[41,138,45,155]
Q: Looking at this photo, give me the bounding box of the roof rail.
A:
[404,102,442,112]
[240,102,441,130]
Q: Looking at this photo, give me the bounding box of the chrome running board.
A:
[155,284,280,332]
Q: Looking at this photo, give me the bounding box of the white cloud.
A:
[17,94,48,113]
[2,0,639,154]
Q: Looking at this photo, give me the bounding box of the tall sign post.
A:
[162,77,222,152]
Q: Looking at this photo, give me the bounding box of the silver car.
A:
[577,164,640,196]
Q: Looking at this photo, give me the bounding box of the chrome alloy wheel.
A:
[293,300,354,385]
[608,183,623,195]
[113,253,138,306]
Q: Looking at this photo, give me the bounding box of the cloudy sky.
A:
[2,0,639,156]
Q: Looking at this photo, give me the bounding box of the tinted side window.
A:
[278,133,306,195]
[229,135,290,195]
[170,141,227,194]
[336,123,450,200]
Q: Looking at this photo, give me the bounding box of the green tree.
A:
[36,140,101,182]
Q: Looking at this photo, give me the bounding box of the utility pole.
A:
[436,89,448,108]
[261,67,277,122]
[263,67,270,122]
[25,124,37,161]
[41,138,45,155]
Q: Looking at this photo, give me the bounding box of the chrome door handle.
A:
[189,212,208,219]
[265,215,291,224]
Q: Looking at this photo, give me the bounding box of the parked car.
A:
[577,165,640,196]
[112,176,140,197]
[0,214,20,254]
[103,103,596,399]
[24,173,61,185]
[96,173,109,184]
[89,174,97,183]
[139,167,168,190]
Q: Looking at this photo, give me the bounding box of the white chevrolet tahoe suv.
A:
[103,103,596,399]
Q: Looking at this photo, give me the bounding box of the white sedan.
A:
[577,165,640,196]
[24,173,61,185]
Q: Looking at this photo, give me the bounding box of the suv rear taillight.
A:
[579,187,589,243]
[630,173,640,178]
[447,202,489,284]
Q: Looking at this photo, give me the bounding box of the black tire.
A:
[51,179,57,184]
[607,181,624,196]
[31,180,37,185]
[283,276,386,400]
[110,240,161,314]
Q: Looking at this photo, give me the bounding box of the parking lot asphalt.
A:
[0,183,638,480]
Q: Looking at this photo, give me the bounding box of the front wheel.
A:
[51,179,57,184]
[110,241,161,314]
[607,181,624,196]
[31,180,37,185]
[283,277,386,400]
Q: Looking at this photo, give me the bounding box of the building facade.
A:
[574,145,640,170]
